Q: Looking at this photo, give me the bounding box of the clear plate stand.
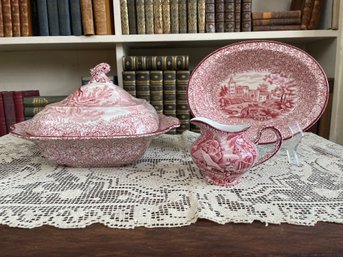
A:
[281,121,304,167]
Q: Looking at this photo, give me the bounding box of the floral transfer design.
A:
[218,71,298,121]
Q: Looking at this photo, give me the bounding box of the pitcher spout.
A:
[190,117,250,133]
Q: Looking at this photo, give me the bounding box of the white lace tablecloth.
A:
[0,132,342,228]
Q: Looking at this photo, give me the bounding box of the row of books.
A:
[0,90,40,136]
[120,0,252,35]
[251,0,324,31]
[0,0,114,37]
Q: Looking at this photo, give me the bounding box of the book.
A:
[70,0,83,35]
[150,70,164,114]
[241,0,252,32]
[93,0,112,35]
[252,11,302,20]
[154,0,163,34]
[127,0,136,34]
[122,56,189,71]
[163,70,177,134]
[37,0,49,35]
[120,0,129,34]
[30,0,39,35]
[58,0,71,35]
[188,0,197,33]
[24,106,44,117]
[301,0,315,29]
[170,0,179,33]
[2,0,13,36]
[136,0,146,34]
[13,90,40,122]
[136,71,150,102]
[179,0,187,33]
[252,25,302,31]
[252,18,302,26]
[122,71,136,97]
[0,1,3,37]
[80,0,95,35]
[162,0,171,33]
[11,0,21,36]
[23,95,67,107]
[332,0,340,29]
[0,93,7,136]
[176,70,190,133]
[290,0,304,10]
[308,0,323,29]
[215,0,224,32]
[205,0,215,32]
[234,0,241,32]
[2,91,16,132]
[144,0,154,34]
[224,0,234,32]
[197,0,205,33]
[46,0,59,35]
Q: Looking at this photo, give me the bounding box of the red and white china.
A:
[190,117,282,186]
[10,63,180,167]
[187,40,329,144]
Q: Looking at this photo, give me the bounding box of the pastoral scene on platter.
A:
[218,70,298,121]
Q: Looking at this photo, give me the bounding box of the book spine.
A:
[153,0,163,34]
[57,0,71,35]
[11,0,21,36]
[205,0,215,32]
[127,0,136,34]
[135,56,147,70]
[3,0,13,36]
[70,0,83,35]
[0,1,3,37]
[144,0,154,34]
[176,70,190,133]
[162,0,171,33]
[122,56,135,71]
[0,93,7,136]
[301,0,315,29]
[135,70,150,102]
[188,0,197,33]
[163,70,177,134]
[179,0,187,33]
[24,107,44,117]
[234,0,241,32]
[241,0,251,31]
[170,0,179,33]
[80,0,94,35]
[332,0,340,29]
[150,70,164,114]
[123,56,189,70]
[2,92,16,132]
[290,0,305,10]
[122,71,136,97]
[252,18,301,26]
[20,0,32,36]
[224,0,234,32]
[93,0,108,35]
[37,0,49,35]
[30,0,39,35]
[252,25,302,31]
[197,0,205,33]
[46,0,59,35]
[308,0,323,29]
[13,90,40,122]
[23,96,66,107]
[252,10,302,20]
[136,0,146,34]
[120,0,129,34]
[215,0,224,32]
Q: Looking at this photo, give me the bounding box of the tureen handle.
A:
[90,63,112,83]
[253,126,282,166]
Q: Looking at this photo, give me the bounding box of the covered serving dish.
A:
[10,63,180,167]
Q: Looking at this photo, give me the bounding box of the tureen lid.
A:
[24,63,160,137]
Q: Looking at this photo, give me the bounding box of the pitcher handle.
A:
[253,126,282,166]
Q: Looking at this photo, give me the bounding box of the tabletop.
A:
[1,220,343,257]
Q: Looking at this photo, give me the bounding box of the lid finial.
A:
[90,63,111,83]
